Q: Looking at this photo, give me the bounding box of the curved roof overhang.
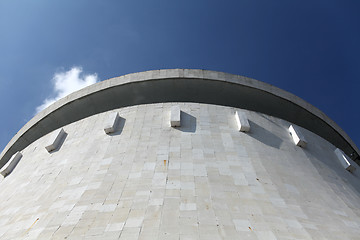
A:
[1,69,359,167]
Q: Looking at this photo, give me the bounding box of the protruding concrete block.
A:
[104,112,120,134]
[289,125,307,148]
[235,111,250,132]
[45,128,66,152]
[0,151,22,177]
[334,148,356,173]
[171,106,181,127]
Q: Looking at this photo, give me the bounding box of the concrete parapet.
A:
[1,69,358,168]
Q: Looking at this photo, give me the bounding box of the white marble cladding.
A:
[45,128,66,152]
[0,103,359,240]
[334,148,356,173]
[0,151,22,177]
[104,112,120,134]
[170,105,181,127]
[235,111,250,132]
[289,125,307,148]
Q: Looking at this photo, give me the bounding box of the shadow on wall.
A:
[259,113,284,129]
[175,112,197,133]
[248,121,283,149]
[304,143,360,196]
[108,117,126,136]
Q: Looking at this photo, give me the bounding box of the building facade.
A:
[0,69,359,239]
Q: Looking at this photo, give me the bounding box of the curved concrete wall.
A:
[0,103,359,239]
[1,69,359,169]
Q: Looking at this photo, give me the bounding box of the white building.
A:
[0,69,359,239]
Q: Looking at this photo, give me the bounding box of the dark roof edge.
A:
[1,69,358,167]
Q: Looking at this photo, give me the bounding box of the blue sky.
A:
[0,0,359,152]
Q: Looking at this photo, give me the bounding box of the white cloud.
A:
[36,67,99,113]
